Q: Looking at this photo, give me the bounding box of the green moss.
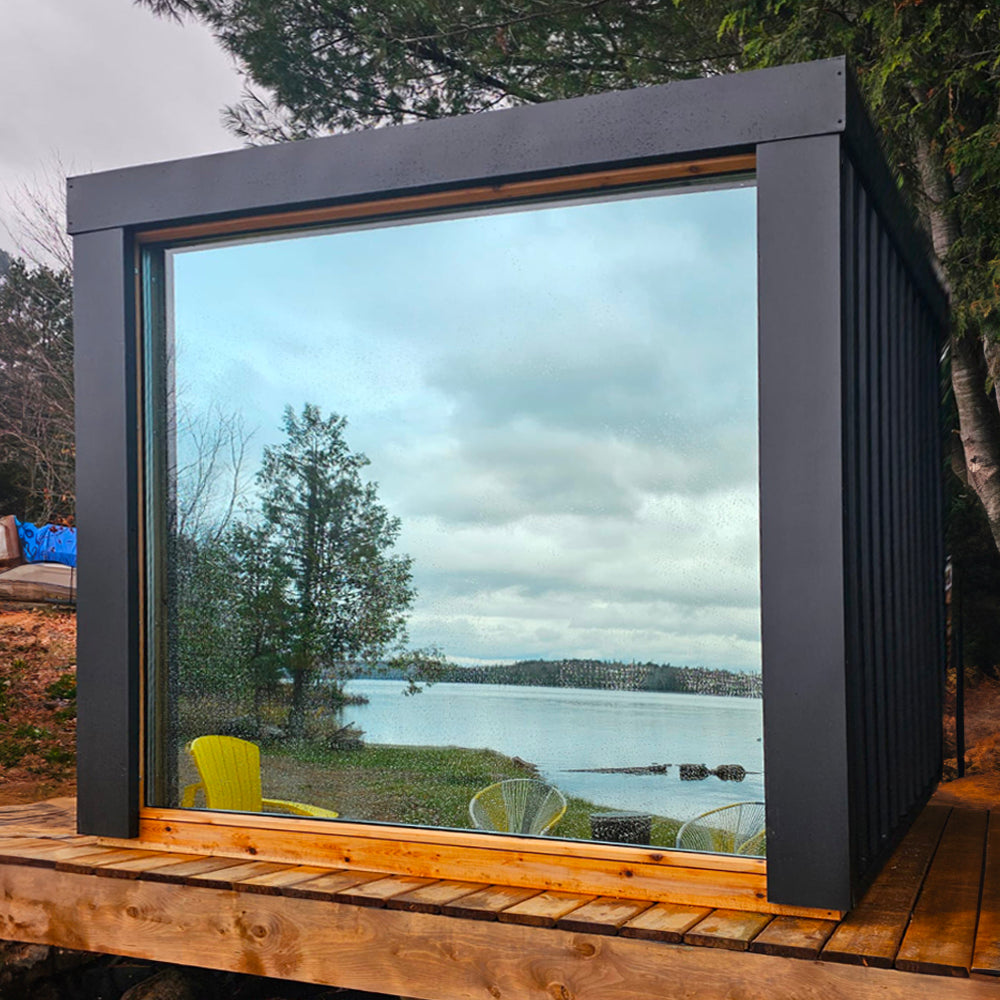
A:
[45,673,76,701]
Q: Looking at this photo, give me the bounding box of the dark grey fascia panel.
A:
[74,227,140,839]
[757,135,852,911]
[67,57,847,236]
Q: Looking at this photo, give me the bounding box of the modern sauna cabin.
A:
[67,53,946,938]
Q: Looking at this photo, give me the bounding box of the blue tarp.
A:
[16,519,77,567]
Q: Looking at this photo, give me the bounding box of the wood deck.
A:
[0,798,998,998]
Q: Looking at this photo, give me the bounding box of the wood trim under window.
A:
[103,806,841,921]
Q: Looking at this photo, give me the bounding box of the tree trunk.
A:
[909,114,1000,557]
[952,331,1000,554]
[288,663,307,739]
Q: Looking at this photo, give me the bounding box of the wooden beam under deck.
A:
[0,798,997,998]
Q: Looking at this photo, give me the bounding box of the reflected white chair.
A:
[469,778,567,835]
[675,800,766,856]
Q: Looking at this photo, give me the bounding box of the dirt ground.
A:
[0,607,77,805]
[935,672,1000,807]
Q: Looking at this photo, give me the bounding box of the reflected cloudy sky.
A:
[170,182,760,670]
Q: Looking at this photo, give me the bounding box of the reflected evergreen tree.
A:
[228,521,294,722]
[257,404,416,736]
[174,534,242,696]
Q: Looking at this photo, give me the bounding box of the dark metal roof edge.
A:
[67,57,847,236]
[841,68,950,324]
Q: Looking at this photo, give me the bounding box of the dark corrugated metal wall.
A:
[841,155,945,895]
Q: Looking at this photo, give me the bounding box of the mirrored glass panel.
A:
[145,180,763,854]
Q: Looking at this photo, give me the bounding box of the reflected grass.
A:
[265,741,683,848]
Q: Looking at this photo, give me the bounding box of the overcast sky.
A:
[0,0,243,248]
[170,184,761,672]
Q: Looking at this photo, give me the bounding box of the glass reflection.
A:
[148,182,763,854]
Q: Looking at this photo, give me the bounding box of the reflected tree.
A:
[228,521,293,723]
[257,404,417,737]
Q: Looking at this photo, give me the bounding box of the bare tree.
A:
[0,258,74,522]
[173,401,253,543]
[1,157,73,272]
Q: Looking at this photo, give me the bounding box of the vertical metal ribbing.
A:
[854,172,878,870]
[919,303,932,785]
[897,259,913,807]
[901,276,916,807]
[921,306,936,783]
[886,240,907,828]
[925,304,939,786]
[841,152,947,896]
[842,157,865,878]
[874,216,892,849]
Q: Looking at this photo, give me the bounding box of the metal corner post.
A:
[757,134,853,910]
[73,226,141,838]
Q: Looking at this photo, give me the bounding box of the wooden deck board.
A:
[439,884,542,920]
[497,890,595,927]
[55,848,165,875]
[0,838,97,866]
[0,797,75,835]
[0,797,994,990]
[896,808,988,977]
[684,909,773,951]
[749,916,838,960]
[332,874,439,907]
[273,868,387,901]
[555,896,653,935]
[972,811,1000,976]
[619,901,712,942]
[137,856,253,884]
[823,803,951,968]
[88,851,207,877]
[385,879,488,913]
[232,865,335,895]
[184,860,291,887]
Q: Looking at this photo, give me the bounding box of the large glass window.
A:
[144,179,763,855]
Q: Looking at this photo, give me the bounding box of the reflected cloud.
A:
[170,182,761,671]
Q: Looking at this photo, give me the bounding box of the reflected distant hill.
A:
[360,658,762,698]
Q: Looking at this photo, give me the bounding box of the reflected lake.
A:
[343,679,764,825]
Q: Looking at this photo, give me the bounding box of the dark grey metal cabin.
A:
[70,56,947,912]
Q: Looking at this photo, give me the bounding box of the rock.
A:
[0,941,53,988]
[0,940,97,997]
[52,946,100,969]
[0,941,52,972]
[120,967,199,1000]
[326,723,364,751]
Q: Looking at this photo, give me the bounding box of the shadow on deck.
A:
[0,796,996,998]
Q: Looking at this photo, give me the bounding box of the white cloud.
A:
[0,0,244,246]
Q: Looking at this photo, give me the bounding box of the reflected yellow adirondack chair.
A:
[180,735,339,818]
